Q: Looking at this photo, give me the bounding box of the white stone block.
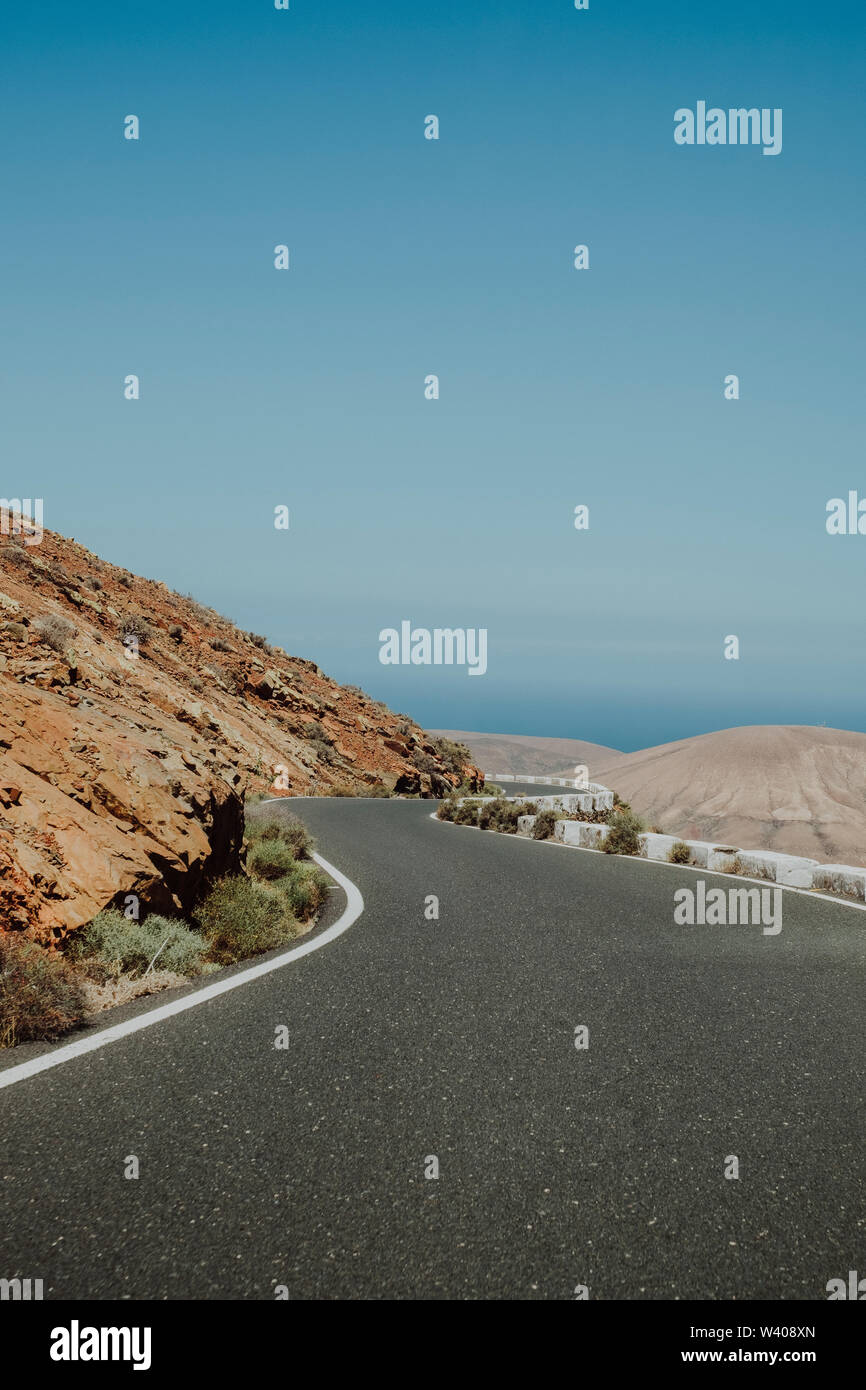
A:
[811,864,866,901]
[640,833,679,862]
[708,846,741,872]
[557,821,583,845]
[681,840,711,867]
[737,849,818,887]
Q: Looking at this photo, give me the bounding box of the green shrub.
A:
[438,798,458,821]
[602,809,646,856]
[248,816,312,859]
[478,798,520,833]
[274,864,329,922]
[0,935,86,1047]
[428,737,473,779]
[248,839,297,881]
[194,877,296,964]
[453,801,479,826]
[68,910,206,978]
[668,840,691,864]
[532,809,557,840]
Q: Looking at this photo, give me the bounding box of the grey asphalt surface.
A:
[1,794,864,1301]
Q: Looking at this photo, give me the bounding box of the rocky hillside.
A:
[0,527,479,941]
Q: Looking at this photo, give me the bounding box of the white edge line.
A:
[428,810,866,913]
[0,851,363,1093]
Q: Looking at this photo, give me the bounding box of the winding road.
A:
[1,793,864,1300]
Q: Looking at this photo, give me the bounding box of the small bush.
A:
[309,737,336,764]
[274,863,329,922]
[117,572,133,588]
[194,877,296,964]
[1,544,31,567]
[248,633,267,648]
[303,721,333,745]
[366,783,391,797]
[429,736,472,779]
[189,675,203,691]
[168,624,183,641]
[82,575,102,591]
[32,613,77,654]
[438,798,458,821]
[44,561,72,588]
[478,798,520,833]
[247,816,312,859]
[0,935,86,1047]
[453,801,479,826]
[533,809,557,840]
[68,910,206,978]
[602,809,646,856]
[668,840,691,864]
[323,784,354,796]
[248,839,297,881]
[210,637,232,652]
[118,614,152,646]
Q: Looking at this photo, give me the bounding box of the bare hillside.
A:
[593,725,866,866]
[431,730,624,779]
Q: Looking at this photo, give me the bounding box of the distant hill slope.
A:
[430,730,624,779]
[593,725,866,867]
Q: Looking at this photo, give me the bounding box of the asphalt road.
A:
[1,795,864,1300]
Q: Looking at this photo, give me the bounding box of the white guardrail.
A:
[476,774,866,904]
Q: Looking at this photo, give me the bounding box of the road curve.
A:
[1,796,864,1300]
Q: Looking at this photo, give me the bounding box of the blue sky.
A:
[3,1,865,750]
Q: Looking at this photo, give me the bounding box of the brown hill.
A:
[430,728,622,783]
[592,726,866,867]
[431,730,624,779]
[0,526,478,940]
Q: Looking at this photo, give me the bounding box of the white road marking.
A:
[0,852,363,1092]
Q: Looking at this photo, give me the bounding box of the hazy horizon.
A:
[5,0,864,749]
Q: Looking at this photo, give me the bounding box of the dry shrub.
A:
[0,935,85,1047]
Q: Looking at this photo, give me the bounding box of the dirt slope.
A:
[593,725,866,866]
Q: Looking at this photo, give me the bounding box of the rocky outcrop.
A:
[0,528,480,941]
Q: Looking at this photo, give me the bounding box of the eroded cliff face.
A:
[0,527,480,940]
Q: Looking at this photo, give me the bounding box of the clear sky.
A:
[3,1,865,751]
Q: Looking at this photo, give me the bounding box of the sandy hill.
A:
[591,725,866,867]
[0,526,478,939]
[431,730,624,779]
